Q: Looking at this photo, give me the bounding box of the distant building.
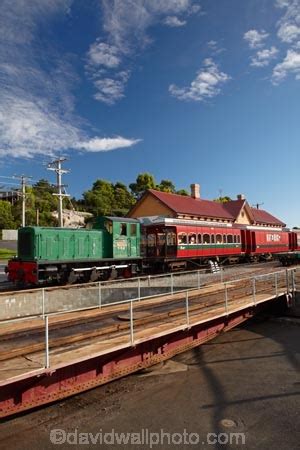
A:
[0,191,19,204]
[127,184,285,229]
[52,209,93,228]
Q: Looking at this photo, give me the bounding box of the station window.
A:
[178,233,187,244]
[211,234,215,244]
[198,234,202,244]
[188,233,197,244]
[120,223,127,236]
[216,234,222,244]
[227,235,233,244]
[130,223,137,236]
[148,234,156,247]
[203,234,210,244]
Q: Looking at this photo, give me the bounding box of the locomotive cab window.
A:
[130,224,137,236]
[120,223,127,236]
[104,220,113,234]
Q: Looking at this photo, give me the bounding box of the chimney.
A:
[237,194,245,200]
[191,183,200,199]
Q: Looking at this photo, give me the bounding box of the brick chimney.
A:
[237,194,245,200]
[191,183,200,199]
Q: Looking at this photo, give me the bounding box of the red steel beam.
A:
[0,302,275,419]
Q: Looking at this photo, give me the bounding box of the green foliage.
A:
[0,201,16,229]
[214,196,232,203]
[129,173,156,198]
[157,179,175,193]
[0,248,16,259]
[176,189,189,196]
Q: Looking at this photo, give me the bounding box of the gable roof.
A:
[146,190,234,220]
[250,208,286,227]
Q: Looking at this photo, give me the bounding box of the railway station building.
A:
[128,184,286,230]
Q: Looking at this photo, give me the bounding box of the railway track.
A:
[0,261,283,295]
[0,272,291,365]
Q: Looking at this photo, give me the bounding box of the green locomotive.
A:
[7,217,141,285]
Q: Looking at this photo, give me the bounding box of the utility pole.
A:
[47,157,70,227]
[14,175,32,227]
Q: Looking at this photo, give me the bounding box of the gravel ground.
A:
[1,313,299,450]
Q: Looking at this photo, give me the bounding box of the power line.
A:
[47,157,70,227]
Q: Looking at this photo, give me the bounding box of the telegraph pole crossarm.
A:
[47,157,70,227]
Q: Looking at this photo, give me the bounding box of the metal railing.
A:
[0,267,298,376]
[0,262,286,322]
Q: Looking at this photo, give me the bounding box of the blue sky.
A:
[0,0,300,226]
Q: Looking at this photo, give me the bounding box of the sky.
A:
[0,0,300,227]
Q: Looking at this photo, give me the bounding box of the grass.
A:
[0,248,16,260]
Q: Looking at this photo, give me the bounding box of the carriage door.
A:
[241,230,246,252]
[166,229,177,256]
[157,232,166,257]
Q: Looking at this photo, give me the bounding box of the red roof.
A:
[143,190,285,226]
[250,208,286,226]
[147,190,234,220]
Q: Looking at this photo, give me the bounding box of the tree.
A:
[0,201,16,229]
[129,173,156,198]
[176,189,189,196]
[83,180,115,216]
[113,182,134,216]
[157,179,175,193]
[214,196,232,203]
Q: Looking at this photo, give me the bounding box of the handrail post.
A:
[186,291,190,328]
[130,301,134,346]
[292,270,296,293]
[286,269,290,295]
[98,282,102,308]
[275,272,278,298]
[220,267,224,284]
[252,277,256,306]
[45,315,50,369]
[171,273,174,295]
[138,277,141,301]
[42,288,45,319]
[224,282,228,315]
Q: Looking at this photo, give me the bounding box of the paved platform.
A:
[0,317,299,450]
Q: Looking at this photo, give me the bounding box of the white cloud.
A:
[87,41,122,69]
[272,48,300,82]
[87,0,201,104]
[276,0,300,43]
[74,137,141,152]
[250,46,279,67]
[169,58,230,102]
[164,16,187,27]
[244,29,269,48]
[0,1,140,158]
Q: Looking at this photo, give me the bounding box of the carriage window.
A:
[148,234,156,246]
[233,235,237,243]
[198,234,202,244]
[189,233,197,244]
[203,234,210,244]
[237,235,241,244]
[130,224,137,236]
[223,235,227,244]
[167,233,176,246]
[227,235,233,244]
[120,223,127,236]
[211,235,215,244]
[178,233,187,244]
[216,234,222,244]
[157,234,166,246]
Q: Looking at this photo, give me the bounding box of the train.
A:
[6,215,300,287]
